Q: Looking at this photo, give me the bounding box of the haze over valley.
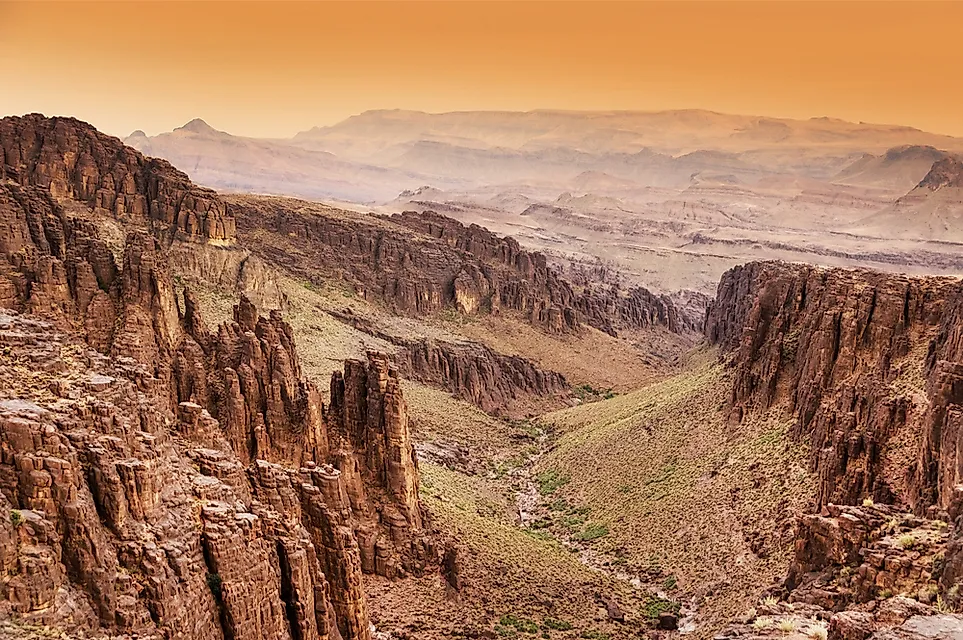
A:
[4,2,963,640]
[127,109,963,294]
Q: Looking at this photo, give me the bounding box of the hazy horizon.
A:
[3,1,963,139]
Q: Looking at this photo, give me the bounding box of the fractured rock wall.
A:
[704,260,963,512]
[329,310,569,415]
[1,114,235,244]
[0,116,431,640]
[228,195,695,336]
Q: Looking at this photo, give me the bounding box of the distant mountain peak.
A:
[176,118,218,135]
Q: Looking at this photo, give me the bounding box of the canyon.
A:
[3,113,963,640]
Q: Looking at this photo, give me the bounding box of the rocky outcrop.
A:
[0,120,433,638]
[329,310,569,415]
[0,276,430,640]
[850,155,963,243]
[227,195,695,336]
[168,242,287,312]
[705,261,956,509]
[916,285,963,514]
[919,157,963,191]
[1,114,235,244]
[706,261,963,639]
[716,504,963,640]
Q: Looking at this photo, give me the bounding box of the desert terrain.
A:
[2,109,963,640]
[128,110,963,297]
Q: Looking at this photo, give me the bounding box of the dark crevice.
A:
[277,541,303,640]
[201,535,234,640]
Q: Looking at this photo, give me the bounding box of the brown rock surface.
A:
[227,195,696,336]
[0,290,428,640]
[1,114,235,244]
[0,116,433,638]
[705,261,956,508]
[715,504,963,639]
[328,310,568,415]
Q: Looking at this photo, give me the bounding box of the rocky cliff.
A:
[329,310,569,415]
[704,261,963,512]
[1,114,235,244]
[716,503,963,640]
[228,195,695,336]
[851,155,963,243]
[707,261,963,639]
[0,117,433,640]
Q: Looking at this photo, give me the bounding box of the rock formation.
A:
[705,261,957,509]
[1,114,235,243]
[705,260,963,637]
[227,195,696,336]
[851,155,963,242]
[329,310,569,415]
[0,115,432,640]
[715,503,963,640]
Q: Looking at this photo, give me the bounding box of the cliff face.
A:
[228,196,695,337]
[1,114,235,244]
[707,261,963,636]
[919,157,963,191]
[704,261,961,511]
[329,310,569,415]
[0,118,431,640]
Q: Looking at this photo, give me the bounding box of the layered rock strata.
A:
[705,261,958,510]
[0,116,432,640]
[715,504,963,640]
[228,195,695,336]
[329,310,569,415]
[1,114,235,243]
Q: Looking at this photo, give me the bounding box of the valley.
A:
[2,111,963,640]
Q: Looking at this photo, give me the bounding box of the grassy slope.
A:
[367,460,645,639]
[536,348,818,634]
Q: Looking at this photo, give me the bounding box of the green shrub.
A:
[536,469,570,495]
[543,617,573,631]
[573,522,609,542]
[643,596,680,620]
[9,510,23,528]
[206,572,223,598]
[499,614,539,634]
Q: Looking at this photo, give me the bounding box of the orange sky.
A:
[1,1,961,139]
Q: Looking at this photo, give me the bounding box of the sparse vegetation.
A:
[9,510,23,528]
[206,572,222,598]
[573,522,609,542]
[808,621,828,640]
[542,617,573,631]
[499,614,539,634]
[862,497,874,507]
[536,469,570,495]
[753,617,772,630]
[778,619,796,633]
[897,534,916,549]
[642,596,681,620]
